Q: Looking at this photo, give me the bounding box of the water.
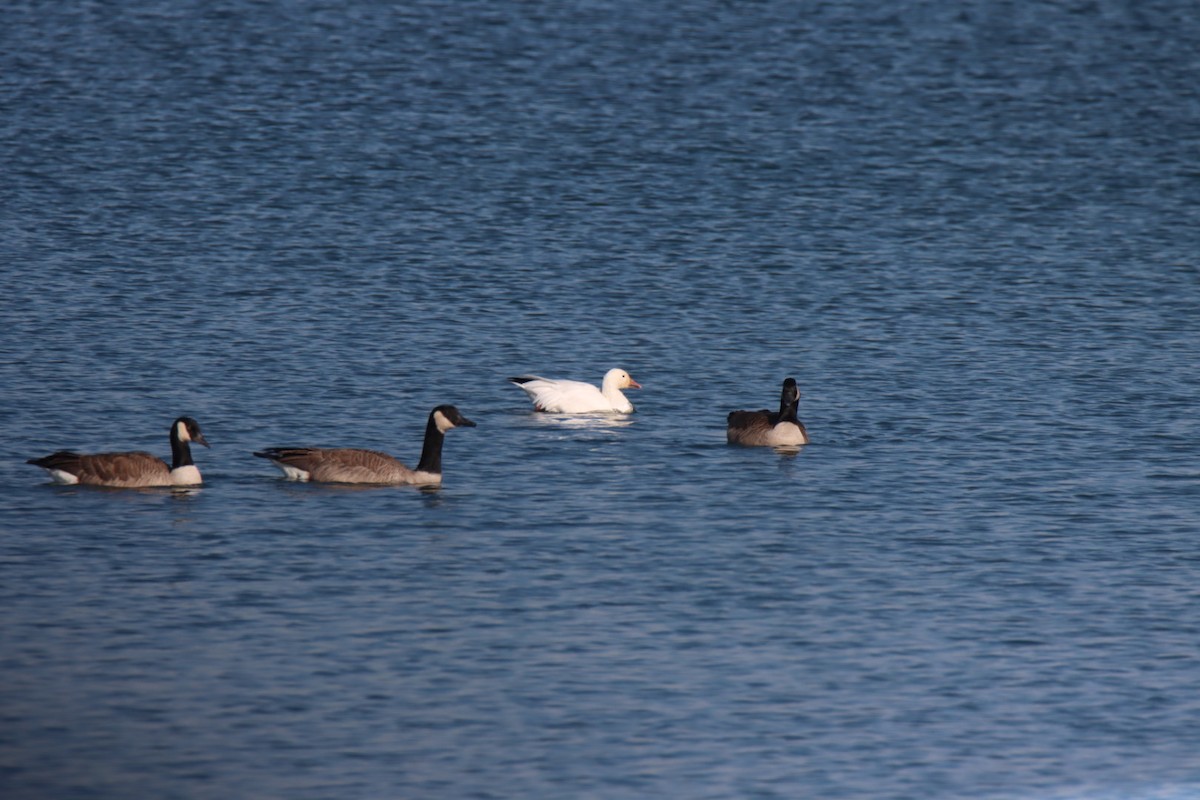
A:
[2,1,1199,797]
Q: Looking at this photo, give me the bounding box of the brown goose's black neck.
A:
[415,413,446,475]
[170,427,195,469]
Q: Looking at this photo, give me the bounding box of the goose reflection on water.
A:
[525,412,637,432]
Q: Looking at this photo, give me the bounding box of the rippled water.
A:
[3,1,1199,798]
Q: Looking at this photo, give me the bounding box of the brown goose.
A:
[253,405,475,485]
[726,378,810,447]
[27,416,210,487]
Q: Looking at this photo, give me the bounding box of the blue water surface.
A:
[2,1,1199,798]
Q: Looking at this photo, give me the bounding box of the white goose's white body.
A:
[508,368,641,413]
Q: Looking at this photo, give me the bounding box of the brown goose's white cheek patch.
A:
[433,409,454,433]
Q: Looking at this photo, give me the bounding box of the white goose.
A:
[508,368,641,413]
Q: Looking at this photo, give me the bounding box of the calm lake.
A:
[2,1,1199,798]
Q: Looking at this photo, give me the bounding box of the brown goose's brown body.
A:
[726,378,810,447]
[254,405,475,485]
[253,447,438,485]
[27,417,209,487]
